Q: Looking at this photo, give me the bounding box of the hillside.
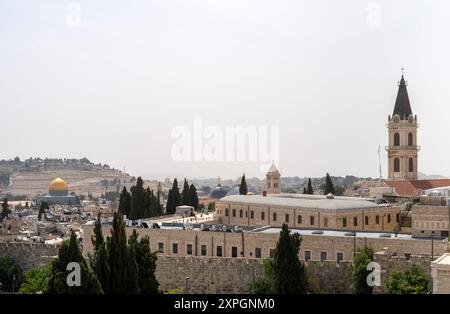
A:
[0,157,135,198]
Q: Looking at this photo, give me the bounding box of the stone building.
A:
[215,193,403,232]
[265,163,280,194]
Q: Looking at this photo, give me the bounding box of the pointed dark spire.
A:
[393,74,412,120]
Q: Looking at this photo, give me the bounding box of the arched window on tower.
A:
[409,158,414,172]
[394,158,400,173]
[408,133,413,146]
[394,133,400,146]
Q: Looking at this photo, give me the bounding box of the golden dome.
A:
[49,178,68,191]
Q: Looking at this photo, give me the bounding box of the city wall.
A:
[0,242,59,270]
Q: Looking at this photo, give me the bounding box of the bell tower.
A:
[266,162,281,194]
[386,70,420,180]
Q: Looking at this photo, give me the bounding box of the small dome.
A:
[49,178,68,191]
[326,193,334,199]
[210,186,228,199]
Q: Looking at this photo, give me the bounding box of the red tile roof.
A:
[385,179,450,197]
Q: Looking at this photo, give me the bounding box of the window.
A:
[269,249,276,258]
[304,251,311,261]
[324,217,328,227]
[261,212,265,220]
[216,246,223,257]
[232,209,236,217]
[172,243,178,254]
[353,217,358,226]
[320,251,328,262]
[245,211,248,218]
[396,213,400,223]
[239,209,243,218]
[273,213,277,221]
[255,248,261,258]
[394,158,400,172]
[231,246,238,257]
[310,216,315,225]
[267,182,271,188]
[394,132,400,146]
[408,132,413,146]
[342,218,347,228]
[337,252,344,263]
[376,215,380,224]
[187,244,193,255]
[285,214,289,223]
[409,158,414,172]
[387,214,391,223]
[225,208,229,216]
[298,215,302,224]
[250,211,254,219]
[201,245,207,256]
[365,216,369,225]
[158,242,164,253]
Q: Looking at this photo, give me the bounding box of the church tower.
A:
[386,72,420,180]
[266,163,281,194]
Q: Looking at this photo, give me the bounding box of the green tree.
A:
[0,256,23,292]
[249,258,276,294]
[0,198,11,223]
[38,201,49,221]
[118,187,131,218]
[351,246,374,294]
[323,173,335,195]
[181,178,191,206]
[303,187,307,194]
[189,184,199,211]
[239,174,248,195]
[272,223,308,293]
[130,177,145,220]
[106,213,129,294]
[19,264,51,294]
[45,231,103,294]
[166,190,175,215]
[385,263,430,294]
[90,213,110,292]
[306,178,313,194]
[166,179,181,215]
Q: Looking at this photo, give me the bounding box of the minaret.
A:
[266,162,281,194]
[386,70,420,180]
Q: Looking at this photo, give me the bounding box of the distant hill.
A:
[418,172,448,180]
[0,157,135,198]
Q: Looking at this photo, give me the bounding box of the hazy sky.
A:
[1,0,450,180]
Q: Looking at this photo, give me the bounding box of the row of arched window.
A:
[393,132,414,146]
[393,157,414,172]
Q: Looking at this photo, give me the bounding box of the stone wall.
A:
[155,255,353,294]
[373,249,432,294]
[0,242,59,270]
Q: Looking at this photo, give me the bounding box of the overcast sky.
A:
[1,0,450,180]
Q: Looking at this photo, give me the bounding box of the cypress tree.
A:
[45,231,103,294]
[181,178,191,206]
[90,213,110,292]
[38,201,49,221]
[130,177,146,220]
[118,187,131,218]
[172,178,182,208]
[189,184,199,211]
[307,178,314,195]
[166,190,174,215]
[0,198,10,223]
[272,224,308,294]
[239,174,248,195]
[324,173,335,195]
[303,187,307,194]
[107,213,128,294]
[156,190,162,216]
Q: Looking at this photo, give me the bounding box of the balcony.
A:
[385,145,421,151]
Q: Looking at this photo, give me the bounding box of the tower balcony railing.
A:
[385,145,421,151]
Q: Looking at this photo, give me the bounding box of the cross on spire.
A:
[401,66,405,77]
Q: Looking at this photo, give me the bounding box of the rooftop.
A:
[219,194,381,211]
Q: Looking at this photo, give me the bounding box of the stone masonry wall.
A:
[0,242,59,270]
[155,255,353,294]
